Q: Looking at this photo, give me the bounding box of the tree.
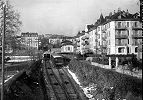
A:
[38,37,53,51]
[0,0,22,51]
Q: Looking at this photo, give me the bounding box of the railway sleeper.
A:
[58,93,69,100]
[53,87,64,94]
[69,93,79,99]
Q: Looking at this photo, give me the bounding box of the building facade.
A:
[74,10,142,68]
[21,32,39,49]
[85,10,142,57]
[84,10,143,66]
[61,40,74,53]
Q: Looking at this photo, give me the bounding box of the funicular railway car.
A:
[51,54,65,68]
[43,52,65,68]
[43,51,51,61]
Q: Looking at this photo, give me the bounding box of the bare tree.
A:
[0,0,22,51]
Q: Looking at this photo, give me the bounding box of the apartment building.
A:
[102,11,142,56]
[21,32,39,49]
[80,10,142,68]
[75,31,90,54]
[87,10,142,55]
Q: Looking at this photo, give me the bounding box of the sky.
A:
[10,0,140,36]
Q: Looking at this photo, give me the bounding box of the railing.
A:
[102,37,106,41]
[132,34,143,38]
[95,39,98,42]
[132,42,142,46]
[84,45,90,49]
[115,43,128,46]
[115,25,127,29]
[76,38,80,42]
[102,29,106,33]
[76,43,80,46]
[115,35,128,39]
[132,24,142,29]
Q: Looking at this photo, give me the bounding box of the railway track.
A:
[43,60,86,100]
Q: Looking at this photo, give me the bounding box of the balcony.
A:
[95,39,98,42]
[77,45,80,47]
[132,34,143,39]
[102,29,106,33]
[115,43,128,46]
[115,25,127,30]
[132,42,142,46]
[115,34,128,39]
[84,45,90,49]
[81,42,85,46]
[132,25,142,30]
[76,38,80,42]
[77,43,80,46]
[102,37,106,41]
[101,45,107,48]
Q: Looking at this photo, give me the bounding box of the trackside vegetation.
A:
[68,59,142,100]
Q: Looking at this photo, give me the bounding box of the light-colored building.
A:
[21,32,39,49]
[86,10,142,68]
[61,40,74,53]
[75,31,89,54]
[101,11,142,57]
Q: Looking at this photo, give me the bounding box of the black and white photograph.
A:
[0,0,142,100]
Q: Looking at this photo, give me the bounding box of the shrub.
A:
[68,59,142,99]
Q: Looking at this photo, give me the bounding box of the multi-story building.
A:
[21,32,39,49]
[78,10,142,68]
[75,31,90,54]
[103,11,142,68]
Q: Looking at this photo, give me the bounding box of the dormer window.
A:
[134,22,137,27]
[118,15,121,19]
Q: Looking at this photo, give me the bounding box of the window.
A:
[108,40,110,45]
[127,47,130,54]
[134,22,137,27]
[135,47,138,53]
[127,22,129,27]
[108,31,110,37]
[135,30,138,34]
[128,39,129,44]
[118,30,121,35]
[118,22,121,28]
[118,47,124,53]
[68,47,71,51]
[127,30,129,36]
[98,27,100,31]
[98,42,100,46]
[108,23,110,28]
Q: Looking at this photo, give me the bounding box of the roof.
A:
[86,10,141,32]
[94,10,141,27]
[61,40,73,46]
[21,32,38,37]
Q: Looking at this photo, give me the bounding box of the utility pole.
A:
[1,4,6,100]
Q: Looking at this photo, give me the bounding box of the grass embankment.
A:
[68,59,142,100]
[0,60,48,100]
[0,61,33,72]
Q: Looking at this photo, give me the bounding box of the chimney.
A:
[118,8,121,12]
[114,10,116,14]
[126,9,129,15]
